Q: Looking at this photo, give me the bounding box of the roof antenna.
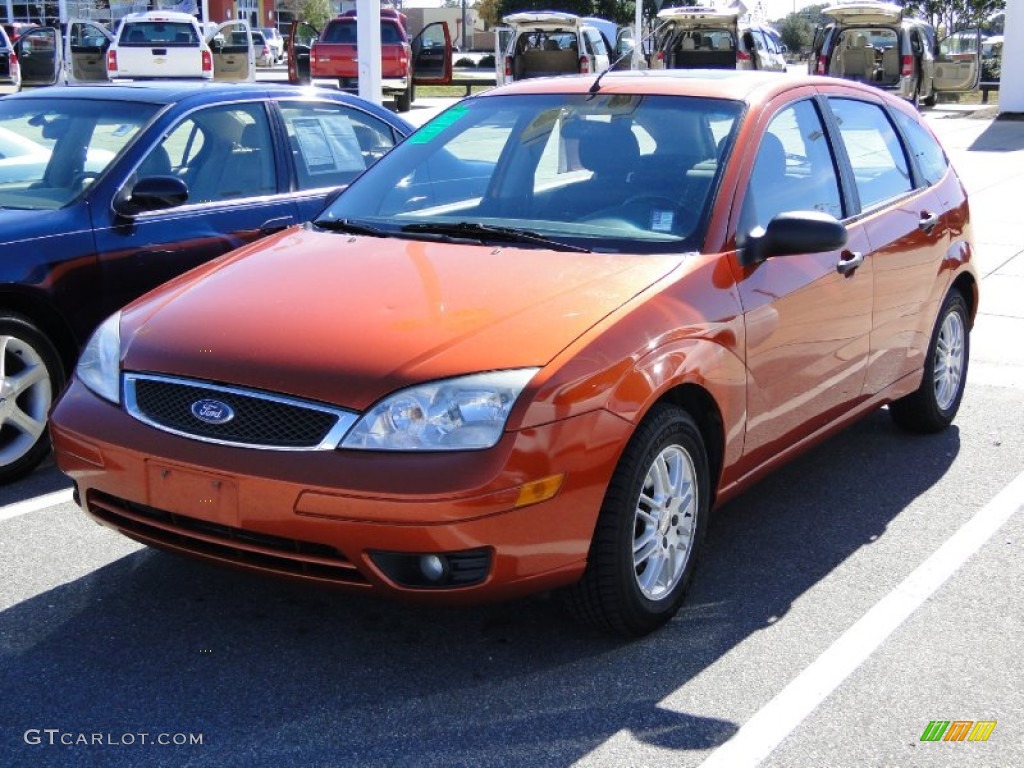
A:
[589,20,668,93]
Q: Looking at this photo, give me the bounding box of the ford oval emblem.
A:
[191,399,235,425]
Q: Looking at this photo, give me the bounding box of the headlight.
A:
[77,311,122,404]
[341,369,538,451]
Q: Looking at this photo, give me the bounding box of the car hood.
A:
[121,227,683,410]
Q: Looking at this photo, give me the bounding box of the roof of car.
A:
[4,81,415,130]
[481,69,826,103]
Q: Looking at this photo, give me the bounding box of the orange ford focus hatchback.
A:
[50,71,978,637]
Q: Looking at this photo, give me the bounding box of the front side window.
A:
[0,97,158,210]
[829,97,912,210]
[740,99,843,233]
[143,103,275,206]
[319,94,743,254]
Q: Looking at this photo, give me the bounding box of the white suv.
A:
[107,11,254,81]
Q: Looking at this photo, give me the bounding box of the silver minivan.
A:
[810,2,981,106]
[651,6,787,73]
[496,12,613,86]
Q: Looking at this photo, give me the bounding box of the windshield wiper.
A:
[314,218,392,237]
[401,222,590,253]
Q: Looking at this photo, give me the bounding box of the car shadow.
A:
[0,409,959,767]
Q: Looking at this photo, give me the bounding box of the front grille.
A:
[88,491,370,586]
[124,373,357,450]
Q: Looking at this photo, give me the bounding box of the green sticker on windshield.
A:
[409,103,469,144]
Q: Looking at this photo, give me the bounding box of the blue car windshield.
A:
[318,93,742,254]
[0,98,159,210]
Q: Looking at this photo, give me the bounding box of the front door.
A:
[932,29,981,93]
[91,101,299,310]
[210,20,255,82]
[411,21,452,85]
[734,97,873,469]
[15,27,60,87]
[66,20,113,84]
[287,21,319,84]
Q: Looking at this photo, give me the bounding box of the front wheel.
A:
[890,289,969,432]
[0,313,66,483]
[565,404,709,637]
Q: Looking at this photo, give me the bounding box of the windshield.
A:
[319,93,742,254]
[0,98,159,211]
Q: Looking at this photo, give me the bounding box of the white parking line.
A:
[697,467,1024,768]
[0,488,75,522]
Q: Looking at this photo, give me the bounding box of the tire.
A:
[564,404,709,637]
[890,290,969,433]
[0,313,66,483]
[395,82,413,113]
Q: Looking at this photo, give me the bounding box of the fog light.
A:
[419,554,448,583]
[370,548,492,589]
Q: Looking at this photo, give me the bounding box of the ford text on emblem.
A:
[191,399,235,425]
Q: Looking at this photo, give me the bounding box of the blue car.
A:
[0,81,412,482]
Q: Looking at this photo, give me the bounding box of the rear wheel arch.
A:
[950,271,978,326]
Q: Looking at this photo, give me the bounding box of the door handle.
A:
[919,211,940,233]
[836,250,863,276]
[259,216,297,235]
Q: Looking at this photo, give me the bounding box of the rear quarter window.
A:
[891,110,948,186]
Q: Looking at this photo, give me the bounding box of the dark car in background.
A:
[0,81,411,482]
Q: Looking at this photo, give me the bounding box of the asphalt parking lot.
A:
[1,77,1022,767]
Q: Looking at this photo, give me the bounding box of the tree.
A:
[902,0,1005,33]
[778,14,811,55]
[298,0,332,31]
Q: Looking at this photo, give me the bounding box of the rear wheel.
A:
[395,82,414,113]
[890,289,969,432]
[565,404,709,637]
[0,313,65,483]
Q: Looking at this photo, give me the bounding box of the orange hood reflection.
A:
[121,228,684,409]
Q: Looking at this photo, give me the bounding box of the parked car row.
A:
[7,11,258,89]
[20,69,976,637]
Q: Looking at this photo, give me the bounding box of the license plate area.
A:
[146,462,239,527]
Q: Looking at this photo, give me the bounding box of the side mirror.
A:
[740,211,848,267]
[114,175,188,217]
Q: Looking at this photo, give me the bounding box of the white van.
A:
[496,12,613,85]
[651,6,787,72]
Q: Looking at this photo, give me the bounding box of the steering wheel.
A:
[71,171,101,189]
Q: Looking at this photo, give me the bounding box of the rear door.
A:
[411,21,452,85]
[211,20,255,82]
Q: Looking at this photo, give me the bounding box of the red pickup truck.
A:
[289,11,452,112]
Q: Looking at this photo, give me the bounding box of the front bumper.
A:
[51,377,630,604]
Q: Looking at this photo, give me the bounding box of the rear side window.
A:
[891,110,948,186]
[121,22,198,46]
[829,97,912,209]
